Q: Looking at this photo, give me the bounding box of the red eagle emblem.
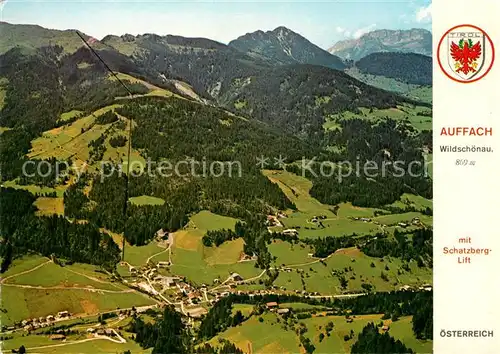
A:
[450,38,482,75]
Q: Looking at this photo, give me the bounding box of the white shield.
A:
[447,31,486,81]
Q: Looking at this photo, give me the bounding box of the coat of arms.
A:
[438,25,494,83]
[448,32,485,80]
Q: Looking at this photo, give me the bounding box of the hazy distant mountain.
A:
[229,26,345,70]
[328,28,432,61]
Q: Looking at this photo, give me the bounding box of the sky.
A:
[0,0,432,49]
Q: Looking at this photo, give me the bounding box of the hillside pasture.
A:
[34,197,64,216]
[263,170,389,238]
[323,104,432,131]
[208,312,301,354]
[272,247,432,295]
[129,195,165,206]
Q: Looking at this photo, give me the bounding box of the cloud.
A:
[416,3,432,23]
[352,24,377,39]
[336,26,351,38]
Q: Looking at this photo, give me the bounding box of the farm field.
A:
[209,311,432,354]
[208,312,301,353]
[34,196,65,216]
[263,170,431,238]
[268,240,314,266]
[3,336,150,354]
[27,103,145,171]
[302,314,432,354]
[1,315,151,354]
[167,210,260,285]
[116,210,254,285]
[0,256,155,326]
[190,210,239,231]
[123,241,169,267]
[3,261,123,291]
[272,247,431,294]
[0,286,155,327]
[323,104,432,131]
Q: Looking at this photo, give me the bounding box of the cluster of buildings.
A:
[265,302,290,315]
[350,217,372,223]
[266,215,283,227]
[310,215,327,223]
[282,229,299,237]
[16,311,71,332]
[87,327,117,337]
[399,283,432,292]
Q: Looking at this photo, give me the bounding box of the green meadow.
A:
[323,104,432,132]
[209,311,432,354]
[263,170,430,239]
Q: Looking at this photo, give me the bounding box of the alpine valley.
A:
[0,21,433,354]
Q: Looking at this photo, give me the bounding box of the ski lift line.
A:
[75,31,134,97]
[75,30,132,260]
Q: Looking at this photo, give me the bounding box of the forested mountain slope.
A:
[229,26,345,69]
[354,52,432,85]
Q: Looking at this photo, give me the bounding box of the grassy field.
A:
[3,180,67,197]
[190,210,239,231]
[123,241,168,267]
[268,240,314,266]
[209,312,301,353]
[3,336,151,354]
[0,256,155,326]
[0,255,49,278]
[388,193,432,212]
[0,285,155,326]
[34,197,65,216]
[373,212,431,226]
[166,210,264,285]
[264,170,393,238]
[170,246,261,286]
[204,238,245,265]
[323,104,432,132]
[302,313,384,353]
[404,86,432,104]
[232,304,255,317]
[110,72,181,100]
[27,104,145,172]
[302,314,431,354]
[59,109,83,123]
[389,316,433,353]
[344,68,432,105]
[272,247,432,295]
[1,319,150,353]
[210,310,431,354]
[263,170,432,239]
[129,195,165,206]
[4,261,123,291]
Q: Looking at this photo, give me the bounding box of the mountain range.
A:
[228,26,345,70]
[0,22,432,137]
[328,28,432,61]
[0,21,433,352]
